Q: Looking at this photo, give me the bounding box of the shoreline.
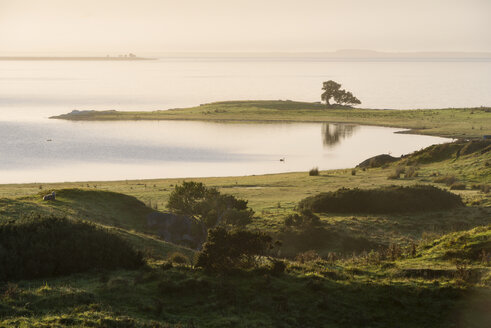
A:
[50,100,491,139]
[0,56,155,61]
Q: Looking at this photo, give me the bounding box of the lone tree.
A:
[321,80,361,108]
[167,181,254,228]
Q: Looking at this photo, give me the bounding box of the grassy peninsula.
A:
[51,100,491,139]
[1,138,490,327]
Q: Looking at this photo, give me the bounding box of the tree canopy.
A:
[321,80,361,107]
[167,181,254,228]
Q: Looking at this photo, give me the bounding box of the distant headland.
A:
[0,53,154,61]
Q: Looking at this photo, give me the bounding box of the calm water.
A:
[1,58,491,121]
[2,57,482,183]
[0,120,451,183]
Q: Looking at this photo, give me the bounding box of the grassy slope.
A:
[51,100,491,138]
[0,189,194,261]
[1,140,490,326]
[1,226,489,327]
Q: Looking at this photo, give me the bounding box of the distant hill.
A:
[153,49,491,61]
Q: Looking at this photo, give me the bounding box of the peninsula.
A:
[51,100,491,139]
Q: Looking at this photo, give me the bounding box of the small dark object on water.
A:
[279,158,285,162]
[43,191,56,201]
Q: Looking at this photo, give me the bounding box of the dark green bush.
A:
[450,183,466,190]
[168,252,189,265]
[0,216,143,281]
[195,227,275,272]
[309,167,319,176]
[167,181,254,228]
[269,259,286,276]
[297,185,463,214]
[433,175,457,186]
[284,209,320,229]
[387,166,405,180]
[460,140,491,155]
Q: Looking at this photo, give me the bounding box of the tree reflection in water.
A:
[322,123,359,148]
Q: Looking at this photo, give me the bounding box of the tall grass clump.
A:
[387,166,405,180]
[0,215,143,281]
[298,185,464,214]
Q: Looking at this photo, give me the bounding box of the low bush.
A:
[387,166,405,180]
[0,216,143,281]
[168,252,189,265]
[460,140,491,155]
[269,259,287,276]
[309,167,319,176]
[433,175,457,186]
[450,183,466,190]
[167,181,254,228]
[284,210,321,229]
[298,185,464,214]
[405,166,418,178]
[295,250,321,263]
[195,227,275,272]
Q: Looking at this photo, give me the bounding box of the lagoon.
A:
[0,119,451,183]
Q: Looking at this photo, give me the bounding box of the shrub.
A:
[351,169,356,176]
[284,210,321,229]
[295,250,321,263]
[460,140,491,155]
[297,185,464,214]
[0,216,143,281]
[195,227,275,272]
[450,183,466,190]
[405,166,418,178]
[270,259,287,276]
[481,184,490,194]
[168,252,189,265]
[167,181,254,228]
[433,175,457,186]
[309,167,319,176]
[387,166,405,180]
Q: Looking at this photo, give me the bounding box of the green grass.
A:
[1,224,489,327]
[1,141,490,326]
[0,142,489,255]
[51,100,491,138]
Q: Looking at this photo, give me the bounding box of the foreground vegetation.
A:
[51,100,491,138]
[0,140,490,327]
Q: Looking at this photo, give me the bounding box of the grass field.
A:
[1,141,489,253]
[1,118,490,326]
[51,100,491,139]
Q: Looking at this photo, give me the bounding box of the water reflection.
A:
[322,123,359,148]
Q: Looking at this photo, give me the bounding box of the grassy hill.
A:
[0,189,194,261]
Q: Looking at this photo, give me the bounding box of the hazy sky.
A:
[0,0,490,54]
